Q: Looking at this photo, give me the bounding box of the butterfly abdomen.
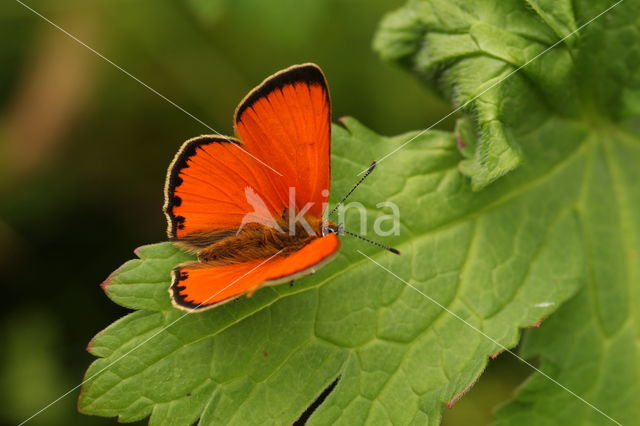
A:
[196,221,323,266]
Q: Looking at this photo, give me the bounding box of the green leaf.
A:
[374,0,640,190]
[81,115,589,424]
[493,131,640,426]
[101,243,195,312]
[375,0,640,424]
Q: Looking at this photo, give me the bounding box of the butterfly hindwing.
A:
[171,233,340,310]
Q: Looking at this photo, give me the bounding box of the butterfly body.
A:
[177,215,333,266]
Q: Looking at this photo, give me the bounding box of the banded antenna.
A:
[343,230,400,255]
[329,161,376,217]
[327,160,400,255]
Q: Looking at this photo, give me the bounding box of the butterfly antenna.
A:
[343,230,400,255]
[329,161,376,217]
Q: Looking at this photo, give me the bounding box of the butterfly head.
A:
[322,222,344,237]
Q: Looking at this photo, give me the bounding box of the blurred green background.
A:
[0,0,530,424]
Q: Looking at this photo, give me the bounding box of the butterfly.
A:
[164,63,396,312]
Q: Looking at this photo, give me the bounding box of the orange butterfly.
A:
[164,63,395,312]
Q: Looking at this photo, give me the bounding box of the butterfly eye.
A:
[323,223,344,236]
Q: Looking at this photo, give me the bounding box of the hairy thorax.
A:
[178,215,333,267]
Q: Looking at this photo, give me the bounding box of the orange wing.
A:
[164,136,288,240]
[234,63,331,218]
[170,233,340,310]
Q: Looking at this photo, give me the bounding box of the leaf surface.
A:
[375,0,640,424]
[81,117,587,424]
